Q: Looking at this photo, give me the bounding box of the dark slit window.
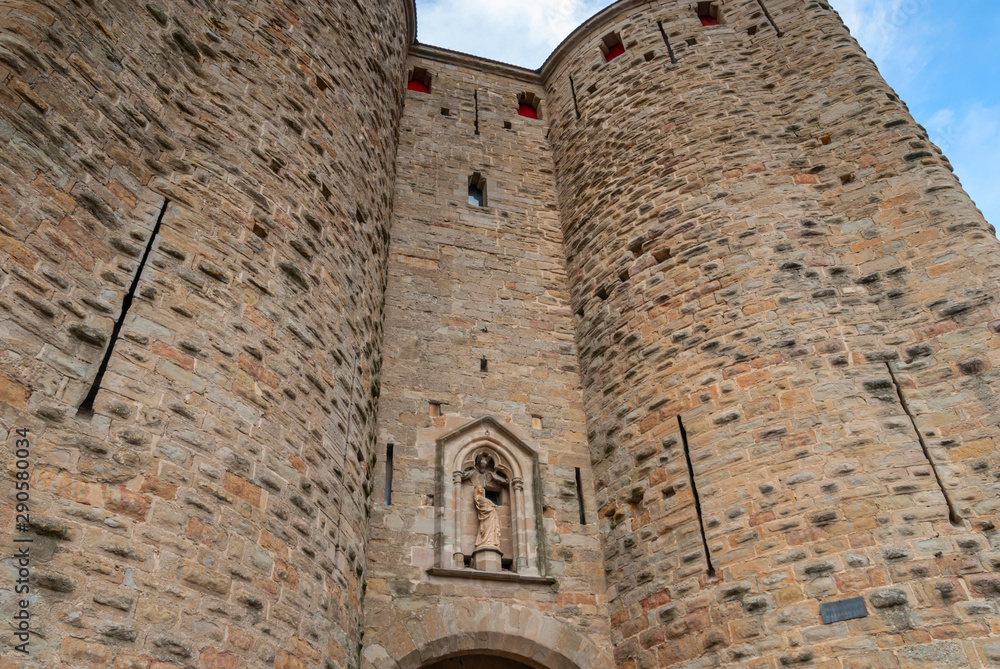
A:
[384,443,394,505]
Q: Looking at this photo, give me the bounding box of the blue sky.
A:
[414,0,1000,225]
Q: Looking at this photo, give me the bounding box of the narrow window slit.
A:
[755,0,783,36]
[480,357,488,372]
[78,199,169,417]
[474,90,480,135]
[429,401,441,417]
[384,444,394,505]
[657,21,677,64]
[569,75,580,119]
[678,416,715,577]
[885,363,962,525]
[575,467,587,524]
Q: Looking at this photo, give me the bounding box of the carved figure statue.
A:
[473,484,501,549]
[461,452,508,488]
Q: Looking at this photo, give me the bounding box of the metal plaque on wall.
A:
[820,597,869,624]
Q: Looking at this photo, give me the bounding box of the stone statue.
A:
[461,452,508,488]
[473,484,501,549]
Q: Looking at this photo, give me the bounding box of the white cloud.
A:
[415,0,612,68]
[832,0,999,226]
[829,0,932,87]
[926,105,1000,225]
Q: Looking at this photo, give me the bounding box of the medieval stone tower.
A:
[1,0,999,667]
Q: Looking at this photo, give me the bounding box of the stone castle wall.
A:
[2,0,1000,668]
[362,46,613,669]
[543,0,1000,667]
[0,0,409,666]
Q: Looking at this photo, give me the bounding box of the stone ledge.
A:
[426,568,557,585]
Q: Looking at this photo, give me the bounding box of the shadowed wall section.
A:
[0,0,410,666]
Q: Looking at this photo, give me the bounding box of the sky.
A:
[414,0,1000,226]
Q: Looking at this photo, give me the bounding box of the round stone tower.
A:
[543,0,1000,666]
[0,0,412,666]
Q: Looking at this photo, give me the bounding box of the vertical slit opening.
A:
[474,90,480,135]
[575,467,587,524]
[480,357,488,372]
[78,199,169,417]
[384,444,394,505]
[657,21,677,64]
[755,0,783,36]
[885,363,962,525]
[568,75,580,119]
[678,416,715,577]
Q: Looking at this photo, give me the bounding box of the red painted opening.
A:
[605,42,626,62]
[518,103,538,119]
[407,79,430,93]
[699,15,720,26]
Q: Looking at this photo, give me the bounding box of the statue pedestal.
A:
[472,547,502,572]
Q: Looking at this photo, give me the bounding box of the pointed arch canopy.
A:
[435,417,546,575]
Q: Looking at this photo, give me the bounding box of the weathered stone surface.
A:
[2,0,999,668]
[0,0,411,666]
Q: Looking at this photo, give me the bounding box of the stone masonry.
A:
[1,0,999,668]
[0,0,410,666]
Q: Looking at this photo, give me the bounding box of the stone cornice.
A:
[407,43,541,85]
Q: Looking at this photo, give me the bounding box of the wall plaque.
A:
[820,597,868,624]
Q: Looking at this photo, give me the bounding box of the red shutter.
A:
[407,79,429,93]
[518,104,538,119]
[605,43,625,62]
[699,16,720,26]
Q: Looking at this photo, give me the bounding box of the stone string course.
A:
[0,0,998,668]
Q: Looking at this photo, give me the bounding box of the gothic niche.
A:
[435,417,545,576]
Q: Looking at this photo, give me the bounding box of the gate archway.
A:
[422,654,537,669]
[362,603,613,669]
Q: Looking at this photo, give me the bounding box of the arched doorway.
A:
[361,602,613,669]
[423,655,537,669]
